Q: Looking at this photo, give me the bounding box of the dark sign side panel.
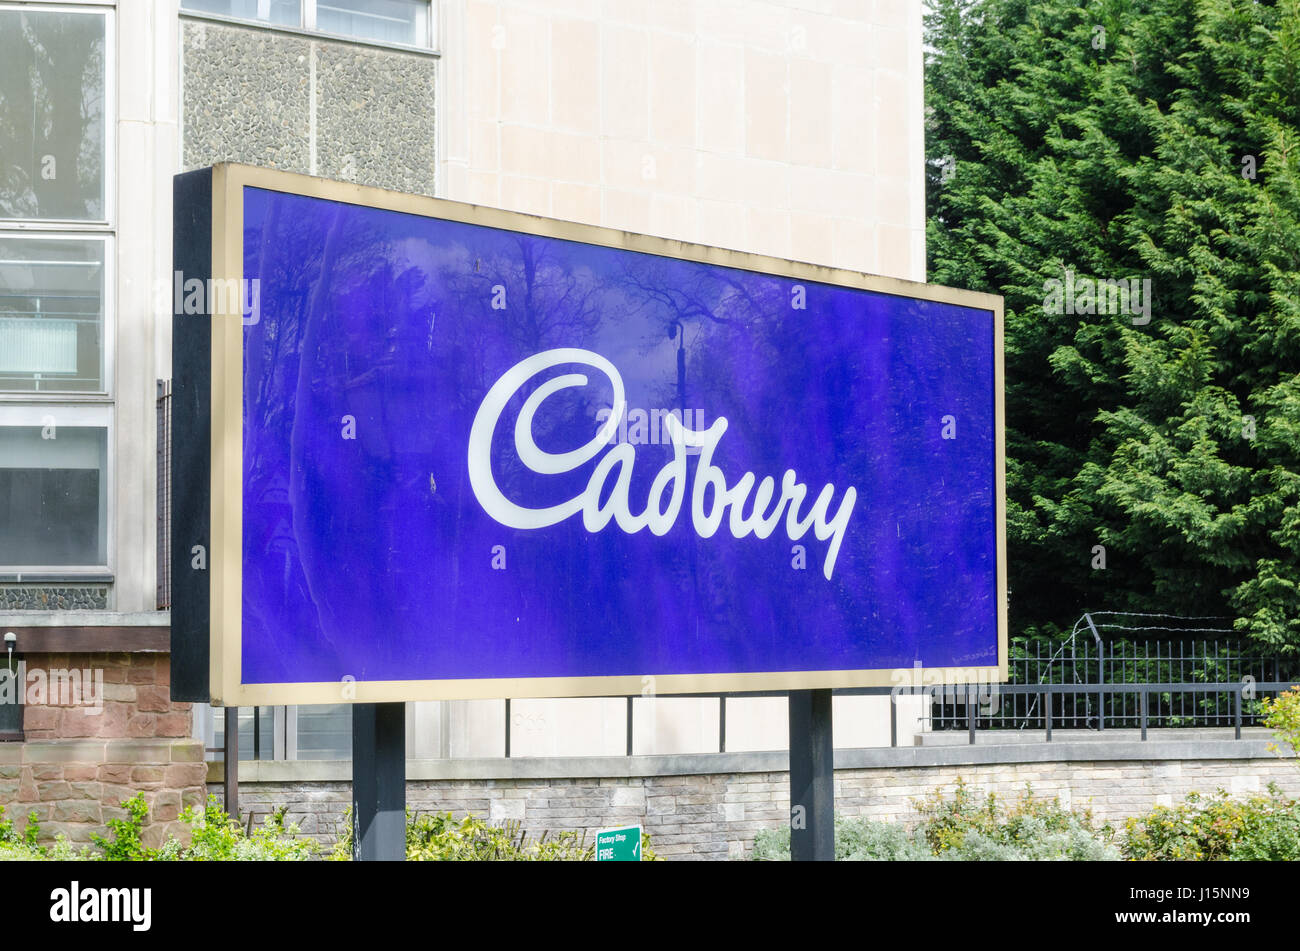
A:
[170,168,212,703]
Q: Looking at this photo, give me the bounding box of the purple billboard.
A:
[171,165,1005,705]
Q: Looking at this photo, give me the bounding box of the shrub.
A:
[1260,686,1300,764]
[0,804,40,849]
[333,807,651,861]
[1123,786,1300,861]
[92,793,154,861]
[407,812,593,861]
[156,797,318,862]
[751,781,1118,861]
[0,805,94,861]
[0,793,318,862]
[914,779,1116,860]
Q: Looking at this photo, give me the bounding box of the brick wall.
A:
[0,653,204,849]
[221,753,1300,860]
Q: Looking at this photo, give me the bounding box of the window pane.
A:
[0,426,107,566]
[0,238,105,392]
[181,0,299,28]
[213,706,277,760]
[0,667,21,737]
[317,0,429,47]
[0,10,106,221]
[296,704,351,759]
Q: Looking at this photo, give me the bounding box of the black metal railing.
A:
[932,638,1294,731]
[498,679,1300,757]
[929,611,1298,732]
[925,681,1300,744]
[156,379,172,609]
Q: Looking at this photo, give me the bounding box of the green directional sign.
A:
[595,825,642,862]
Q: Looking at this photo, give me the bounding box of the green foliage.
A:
[155,796,318,861]
[23,810,39,848]
[333,807,647,861]
[0,805,85,860]
[927,0,1300,649]
[91,793,155,862]
[1122,785,1300,860]
[407,812,595,862]
[752,815,934,861]
[1260,685,1300,761]
[752,780,1118,860]
[328,805,354,861]
[0,804,37,847]
[0,794,316,862]
[915,779,1117,859]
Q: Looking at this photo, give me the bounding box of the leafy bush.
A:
[751,780,1119,861]
[1260,686,1300,764]
[156,797,318,861]
[0,793,317,862]
[917,778,1115,859]
[0,804,40,849]
[1122,786,1300,861]
[407,812,593,862]
[331,807,652,861]
[92,794,154,861]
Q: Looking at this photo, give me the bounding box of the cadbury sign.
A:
[170,165,1006,705]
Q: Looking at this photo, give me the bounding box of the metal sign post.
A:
[352,703,406,861]
[789,689,834,861]
[223,706,238,819]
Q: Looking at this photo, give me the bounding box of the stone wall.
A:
[0,585,109,611]
[181,19,437,195]
[217,743,1300,860]
[0,653,204,848]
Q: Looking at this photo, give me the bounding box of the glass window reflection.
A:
[0,10,106,221]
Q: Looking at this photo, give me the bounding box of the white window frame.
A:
[180,0,438,53]
[0,232,115,401]
[0,5,115,578]
[0,401,114,576]
[0,4,116,229]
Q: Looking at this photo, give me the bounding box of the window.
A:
[294,704,351,759]
[201,704,352,760]
[182,0,298,28]
[0,663,22,740]
[0,6,113,576]
[0,412,109,569]
[0,7,108,222]
[181,0,436,49]
[212,705,279,759]
[0,236,107,393]
[316,0,429,47]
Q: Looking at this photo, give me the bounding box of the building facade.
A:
[0,0,926,844]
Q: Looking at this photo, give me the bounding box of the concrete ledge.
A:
[0,611,170,627]
[0,738,203,767]
[208,739,1291,783]
[0,612,171,653]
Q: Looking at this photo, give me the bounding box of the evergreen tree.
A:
[925,0,1300,649]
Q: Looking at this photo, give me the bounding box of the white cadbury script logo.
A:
[468,348,858,579]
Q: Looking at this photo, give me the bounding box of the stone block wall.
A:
[0,653,204,849]
[220,752,1300,860]
[20,653,191,741]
